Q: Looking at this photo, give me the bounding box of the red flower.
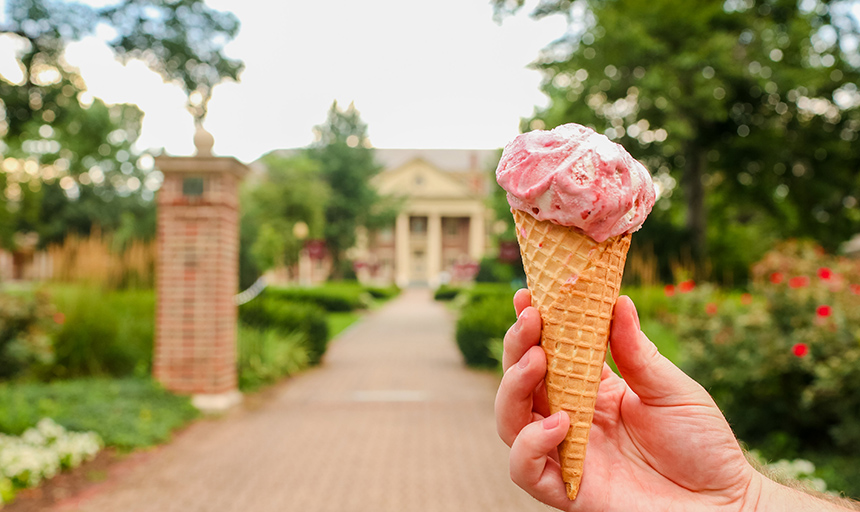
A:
[788,276,810,289]
[740,293,753,305]
[792,343,809,358]
[817,267,833,280]
[705,302,718,315]
[769,272,784,284]
[679,280,695,293]
[851,284,860,295]
[53,312,65,325]
[816,305,832,318]
[664,284,676,297]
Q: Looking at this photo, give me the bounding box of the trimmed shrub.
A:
[434,285,463,301]
[455,292,516,368]
[363,284,400,300]
[265,284,370,312]
[239,298,329,364]
[474,256,525,284]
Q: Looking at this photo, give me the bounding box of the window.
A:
[444,218,460,237]
[410,216,427,233]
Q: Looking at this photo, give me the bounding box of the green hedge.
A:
[434,284,463,301]
[454,287,517,368]
[264,284,371,312]
[239,298,329,364]
[363,284,401,300]
[0,378,198,450]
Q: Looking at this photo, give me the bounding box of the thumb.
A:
[609,296,711,406]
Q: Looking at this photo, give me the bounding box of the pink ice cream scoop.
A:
[496,123,656,243]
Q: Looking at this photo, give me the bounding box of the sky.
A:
[0,0,568,163]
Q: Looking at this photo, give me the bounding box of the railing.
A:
[234,276,267,305]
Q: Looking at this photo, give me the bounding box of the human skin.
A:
[495,289,857,512]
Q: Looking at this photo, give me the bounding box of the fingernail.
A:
[543,412,561,430]
[517,349,531,369]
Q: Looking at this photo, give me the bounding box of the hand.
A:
[495,290,761,512]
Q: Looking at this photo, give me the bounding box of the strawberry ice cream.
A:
[496,123,656,243]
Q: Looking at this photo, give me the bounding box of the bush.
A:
[363,284,400,300]
[455,291,516,368]
[237,326,309,391]
[45,286,154,379]
[239,298,329,364]
[0,291,57,380]
[434,284,463,301]
[474,256,525,285]
[0,378,198,450]
[676,240,860,454]
[265,284,371,312]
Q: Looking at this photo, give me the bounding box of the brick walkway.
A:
[55,288,548,512]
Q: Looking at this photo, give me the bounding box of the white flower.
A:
[0,418,102,490]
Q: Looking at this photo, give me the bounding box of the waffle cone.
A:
[512,208,631,500]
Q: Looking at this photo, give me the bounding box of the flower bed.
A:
[0,418,102,507]
[666,240,860,497]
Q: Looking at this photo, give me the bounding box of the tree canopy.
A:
[0,0,243,250]
[305,101,396,279]
[240,152,329,279]
[492,0,860,282]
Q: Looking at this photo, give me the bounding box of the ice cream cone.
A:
[512,208,631,500]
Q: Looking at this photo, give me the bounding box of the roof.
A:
[251,148,499,174]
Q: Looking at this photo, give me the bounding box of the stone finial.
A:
[194,123,215,157]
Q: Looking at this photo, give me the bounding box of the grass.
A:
[0,377,198,451]
[326,311,362,338]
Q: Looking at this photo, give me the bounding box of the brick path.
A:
[56,288,548,512]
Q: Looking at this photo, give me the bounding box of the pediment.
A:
[373,158,474,199]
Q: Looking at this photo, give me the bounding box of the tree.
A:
[305,101,394,280]
[239,153,330,285]
[492,0,860,282]
[0,0,243,251]
[2,0,242,121]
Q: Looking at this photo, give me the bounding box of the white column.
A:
[469,209,485,261]
[427,213,442,287]
[395,213,410,287]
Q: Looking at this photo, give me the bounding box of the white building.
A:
[253,148,500,287]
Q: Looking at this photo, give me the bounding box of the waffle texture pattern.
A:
[513,208,631,499]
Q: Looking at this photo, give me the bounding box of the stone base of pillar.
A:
[192,390,243,414]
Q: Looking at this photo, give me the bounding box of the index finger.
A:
[514,288,531,317]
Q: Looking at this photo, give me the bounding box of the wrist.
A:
[752,473,857,512]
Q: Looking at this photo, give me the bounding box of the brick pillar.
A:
[153,136,247,412]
